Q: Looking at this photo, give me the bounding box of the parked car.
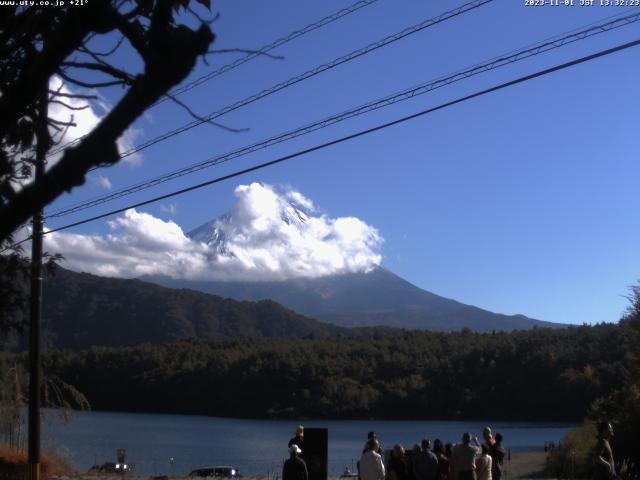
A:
[188,466,241,478]
[88,461,131,473]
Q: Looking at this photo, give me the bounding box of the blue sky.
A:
[43,0,640,325]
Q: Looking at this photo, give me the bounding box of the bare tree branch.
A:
[52,120,74,144]
[48,117,76,127]
[0,4,111,137]
[48,90,98,101]
[113,16,149,60]
[186,5,219,25]
[61,61,135,84]
[56,70,128,89]
[49,100,91,111]
[48,81,65,101]
[80,35,126,57]
[165,92,249,133]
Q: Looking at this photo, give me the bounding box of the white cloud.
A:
[48,76,143,167]
[160,203,177,214]
[8,78,143,193]
[286,189,314,211]
[46,210,209,279]
[48,76,101,160]
[45,183,383,281]
[94,175,113,190]
[117,126,144,167]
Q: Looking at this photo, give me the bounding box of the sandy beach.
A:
[52,450,551,480]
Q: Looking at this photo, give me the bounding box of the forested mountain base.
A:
[38,323,631,421]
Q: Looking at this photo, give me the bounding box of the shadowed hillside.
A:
[38,267,346,350]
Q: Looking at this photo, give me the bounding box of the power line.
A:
[48,0,494,163]
[36,37,640,240]
[4,36,638,256]
[44,9,640,220]
[159,0,380,103]
[118,0,494,158]
[45,8,639,218]
[47,0,381,157]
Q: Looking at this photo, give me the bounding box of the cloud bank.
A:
[46,183,383,281]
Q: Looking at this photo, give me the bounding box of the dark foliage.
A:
[0,244,30,336]
[34,323,632,421]
[545,422,598,479]
[588,285,640,479]
[0,239,59,338]
[35,267,346,350]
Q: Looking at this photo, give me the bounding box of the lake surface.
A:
[42,410,576,476]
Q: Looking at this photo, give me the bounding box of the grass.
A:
[0,443,80,480]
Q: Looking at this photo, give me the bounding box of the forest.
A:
[30,322,635,421]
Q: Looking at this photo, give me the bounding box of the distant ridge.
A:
[38,267,345,350]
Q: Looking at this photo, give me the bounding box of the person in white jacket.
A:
[475,445,492,480]
[360,438,386,480]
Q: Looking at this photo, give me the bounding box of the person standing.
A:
[451,433,479,480]
[289,425,305,452]
[388,444,409,480]
[475,445,492,480]
[413,439,438,480]
[363,431,384,455]
[409,444,421,480]
[360,438,386,480]
[283,444,308,480]
[489,433,506,480]
[482,427,496,449]
[445,444,455,480]
[433,440,450,480]
[594,421,616,480]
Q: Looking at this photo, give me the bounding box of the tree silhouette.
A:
[0,0,215,242]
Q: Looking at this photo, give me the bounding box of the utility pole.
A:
[28,88,48,480]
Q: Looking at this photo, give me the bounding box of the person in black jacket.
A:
[413,439,438,480]
[289,425,305,453]
[490,433,506,480]
[283,444,308,480]
[388,444,409,480]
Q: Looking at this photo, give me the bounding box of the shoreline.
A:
[53,450,550,480]
[47,407,582,424]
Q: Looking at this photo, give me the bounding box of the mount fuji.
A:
[142,206,563,332]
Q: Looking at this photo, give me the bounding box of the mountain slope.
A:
[39,267,345,350]
[145,267,562,332]
[154,208,563,332]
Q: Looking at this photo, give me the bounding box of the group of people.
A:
[359,427,506,480]
[280,420,621,480]
[281,425,508,480]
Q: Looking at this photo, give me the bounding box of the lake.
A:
[41,410,576,476]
